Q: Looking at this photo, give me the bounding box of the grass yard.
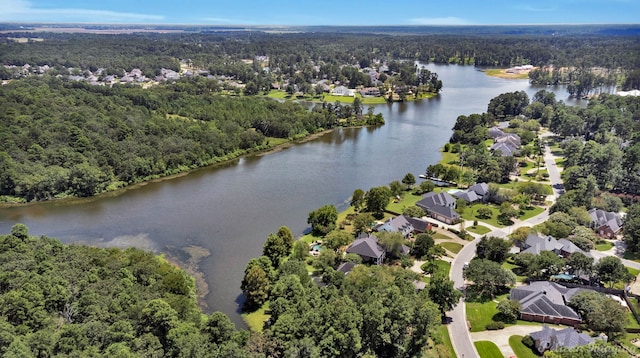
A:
[440,241,463,254]
[386,193,422,215]
[434,259,451,275]
[518,206,545,221]
[242,303,270,332]
[555,157,565,168]
[433,232,455,241]
[474,341,503,358]
[461,203,504,228]
[509,335,538,358]
[424,324,456,357]
[439,150,460,165]
[502,261,527,283]
[466,295,504,332]
[467,225,492,235]
[265,90,289,99]
[518,161,537,176]
[596,241,614,251]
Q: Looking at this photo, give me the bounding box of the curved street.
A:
[445,131,562,357]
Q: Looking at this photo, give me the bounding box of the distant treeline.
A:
[0,76,380,202]
[1,30,638,75]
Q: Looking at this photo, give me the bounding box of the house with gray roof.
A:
[336,262,357,275]
[489,130,521,156]
[376,215,414,238]
[468,182,490,200]
[346,233,386,265]
[488,127,505,139]
[416,192,460,224]
[510,281,584,326]
[519,233,585,258]
[452,190,480,203]
[529,325,595,353]
[588,208,622,238]
[490,141,519,156]
[405,217,432,233]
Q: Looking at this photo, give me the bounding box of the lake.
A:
[0,64,582,325]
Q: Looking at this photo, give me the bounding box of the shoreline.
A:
[482,68,531,80]
[0,128,341,208]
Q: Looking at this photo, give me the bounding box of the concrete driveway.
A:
[470,324,548,357]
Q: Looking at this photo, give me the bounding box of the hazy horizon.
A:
[2,0,639,26]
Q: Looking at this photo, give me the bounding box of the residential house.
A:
[452,182,490,203]
[488,127,506,139]
[510,281,584,326]
[376,215,414,238]
[346,233,410,264]
[358,87,381,97]
[490,141,518,156]
[346,233,386,265]
[588,208,623,238]
[405,217,433,233]
[452,190,480,203]
[468,182,490,201]
[336,262,357,275]
[416,192,460,224]
[529,325,595,353]
[519,233,585,258]
[489,130,521,157]
[331,86,355,97]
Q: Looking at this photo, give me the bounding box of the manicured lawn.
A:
[519,206,545,221]
[628,266,640,277]
[265,136,290,146]
[440,241,463,254]
[266,90,289,99]
[518,161,536,176]
[467,225,491,235]
[321,94,356,103]
[466,296,503,332]
[461,203,504,228]
[502,262,527,282]
[509,335,538,358]
[242,302,270,332]
[434,232,454,241]
[434,259,451,275]
[474,341,503,358]
[596,241,614,251]
[555,158,565,168]
[439,150,459,165]
[386,193,422,215]
[360,96,387,105]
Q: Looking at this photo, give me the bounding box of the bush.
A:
[485,321,505,330]
[521,335,534,348]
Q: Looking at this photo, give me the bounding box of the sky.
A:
[1,0,639,26]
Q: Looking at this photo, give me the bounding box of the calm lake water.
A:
[0,64,581,325]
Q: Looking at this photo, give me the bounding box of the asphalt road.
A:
[445,131,563,358]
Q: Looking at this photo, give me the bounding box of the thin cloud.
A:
[409,17,470,25]
[0,0,164,23]
[203,17,256,25]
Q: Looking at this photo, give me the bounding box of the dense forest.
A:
[0,225,446,357]
[2,31,639,71]
[0,224,249,357]
[0,76,382,202]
